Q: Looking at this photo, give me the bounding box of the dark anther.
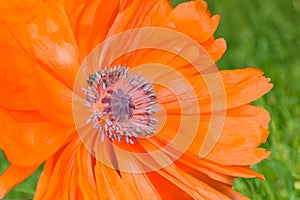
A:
[101,97,112,103]
[87,79,93,86]
[129,101,136,109]
[107,89,114,94]
[89,74,96,80]
[102,106,112,114]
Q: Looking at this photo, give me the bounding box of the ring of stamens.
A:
[82,65,159,144]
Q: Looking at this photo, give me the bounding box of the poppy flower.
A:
[0,0,272,199]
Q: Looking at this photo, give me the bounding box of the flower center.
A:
[83,65,159,144]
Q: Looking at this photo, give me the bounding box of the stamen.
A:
[82,65,158,144]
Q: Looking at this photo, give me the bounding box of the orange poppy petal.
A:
[221,68,273,110]
[0,109,74,167]
[201,37,227,62]
[0,20,37,111]
[33,152,55,199]
[178,153,265,181]
[0,63,73,126]
[77,143,99,200]
[146,171,193,199]
[196,67,273,113]
[185,102,270,166]
[147,135,265,187]
[179,167,250,200]
[61,0,171,60]
[0,164,39,198]
[35,137,159,200]
[147,0,173,26]
[173,159,250,200]
[175,157,235,186]
[226,104,271,129]
[26,67,74,125]
[96,155,229,199]
[107,0,161,35]
[136,66,271,115]
[162,0,226,62]
[0,79,35,111]
[127,138,234,199]
[210,182,250,200]
[0,0,80,89]
[154,165,231,200]
[61,0,120,60]
[206,116,270,165]
[139,67,271,115]
[0,32,73,124]
[110,3,225,65]
[34,136,84,199]
[199,157,266,180]
[165,0,220,43]
[95,162,160,200]
[0,110,47,123]
[93,140,161,199]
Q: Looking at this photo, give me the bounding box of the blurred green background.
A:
[204,0,300,199]
[1,0,300,199]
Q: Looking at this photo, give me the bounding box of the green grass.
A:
[204,0,300,199]
[0,151,41,200]
[205,0,300,199]
[1,0,300,199]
